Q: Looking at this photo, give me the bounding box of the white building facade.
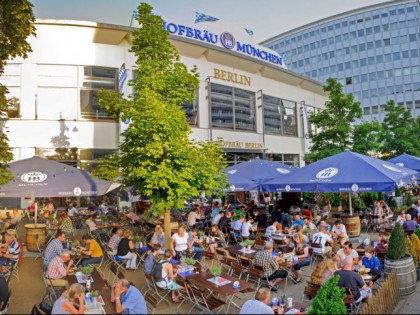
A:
[0,19,328,170]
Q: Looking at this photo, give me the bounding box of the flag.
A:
[244,28,254,36]
[195,12,219,23]
[118,64,127,92]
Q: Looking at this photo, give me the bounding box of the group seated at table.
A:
[46,249,76,287]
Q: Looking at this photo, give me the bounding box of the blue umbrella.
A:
[388,153,420,172]
[225,173,260,192]
[224,158,297,191]
[262,151,418,193]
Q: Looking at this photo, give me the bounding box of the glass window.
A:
[369,72,377,81]
[386,86,394,94]
[402,50,409,58]
[375,39,382,48]
[346,77,352,85]
[263,95,297,136]
[384,53,392,62]
[357,18,364,23]
[395,85,403,94]
[360,58,367,66]
[361,74,368,82]
[374,25,381,33]
[352,60,359,68]
[305,58,310,65]
[383,38,390,46]
[403,67,410,76]
[390,10,396,16]
[363,107,371,115]
[297,35,302,41]
[386,70,393,78]
[328,25,333,31]
[351,45,358,53]
[367,42,374,49]
[350,31,357,39]
[394,68,402,77]
[181,93,198,125]
[365,27,372,35]
[321,27,326,33]
[329,51,335,58]
[328,37,334,45]
[368,57,375,65]
[376,55,383,63]
[321,39,327,47]
[377,70,384,79]
[362,90,369,98]
[414,83,420,91]
[330,65,336,72]
[310,42,316,49]
[398,8,405,14]
[373,15,379,20]
[378,87,386,95]
[353,75,360,83]
[210,84,256,131]
[337,63,343,71]
[344,47,350,55]
[342,21,348,27]
[411,49,418,58]
[304,33,309,39]
[298,46,303,54]
[371,88,378,97]
[342,33,349,41]
[335,23,341,29]
[393,52,401,60]
[407,7,414,13]
[36,148,79,167]
[359,43,366,52]
[380,105,386,113]
[382,24,389,31]
[81,66,117,119]
[298,60,303,67]
[311,70,317,77]
[79,149,117,172]
[381,13,388,18]
[291,37,296,43]
[6,97,20,118]
[371,106,378,114]
[406,101,413,109]
[323,67,329,75]
[358,29,365,37]
[350,20,356,25]
[345,62,351,70]
[409,34,417,42]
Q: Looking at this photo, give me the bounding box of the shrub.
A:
[406,193,413,206]
[415,228,420,240]
[410,234,420,262]
[405,237,418,268]
[308,275,346,315]
[387,222,406,260]
[391,199,398,210]
[395,186,401,197]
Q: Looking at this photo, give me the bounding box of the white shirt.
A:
[304,222,317,231]
[311,232,332,253]
[85,219,97,231]
[172,233,189,252]
[265,225,276,237]
[337,248,359,261]
[332,224,348,239]
[241,221,252,237]
[68,207,78,217]
[212,214,222,225]
[188,212,201,226]
[290,207,301,214]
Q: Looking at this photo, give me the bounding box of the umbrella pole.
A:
[349,192,353,216]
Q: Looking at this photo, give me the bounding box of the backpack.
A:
[152,260,167,282]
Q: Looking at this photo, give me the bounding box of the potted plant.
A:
[81,265,94,277]
[90,290,99,304]
[198,230,205,240]
[415,228,420,240]
[132,236,141,248]
[210,266,222,281]
[308,275,346,314]
[406,193,413,206]
[410,234,420,281]
[100,214,108,223]
[185,257,196,266]
[385,222,417,296]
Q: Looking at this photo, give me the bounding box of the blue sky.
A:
[31,0,389,42]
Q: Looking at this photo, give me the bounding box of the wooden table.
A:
[225,245,262,260]
[66,268,116,314]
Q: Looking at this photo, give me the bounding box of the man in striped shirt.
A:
[46,249,75,287]
[0,230,20,266]
[44,230,66,267]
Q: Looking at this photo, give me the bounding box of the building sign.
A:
[213,68,251,86]
[163,22,284,68]
[219,140,263,149]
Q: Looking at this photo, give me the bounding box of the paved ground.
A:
[9,231,417,314]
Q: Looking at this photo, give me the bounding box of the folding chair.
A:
[220,256,236,275]
[107,262,126,284]
[309,242,329,266]
[143,274,170,306]
[174,278,195,314]
[229,261,245,279]
[232,229,243,244]
[35,234,45,261]
[189,286,226,314]
[344,288,363,314]
[144,292,158,315]
[201,251,217,265]
[301,284,320,304]
[254,239,265,249]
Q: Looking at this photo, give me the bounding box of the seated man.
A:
[289,204,301,215]
[291,214,304,231]
[231,216,245,235]
[218,211,232,233]
[332,220,349,246]
[403,214,419,231]
[143,244,161,276]
[188,207,204,228]
[44,230,66,267]
[78,235,104,266]
[188,226,205,261]
[301,205,313,220]
[46,249,76,287]
[240,287,276,314]
[319,220,332,234]
[271,208,282,224]
[271,224,287,241]
[68,203,79,217]
[255,241,287,291]
[0,230,20,266]
[111,279,147,314]
[334,257,372,303]
[108,228,124,255]
[252,209,267,227]
[265,222,278,239]
[242,217,257,240]
[85,215,110,242]
[311,225,333,255]
[303,217,317,235]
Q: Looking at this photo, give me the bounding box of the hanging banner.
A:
[302,103,310,154]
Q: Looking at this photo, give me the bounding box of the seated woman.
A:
[291,233,311,283]
[309,260,326,286]
[336,241,359,266]
[321,258,338,284]
[117,230,137,270]
[156,249,183,302]
[360,247,382,275]
[209,224,227,254]
[52,283,86,314]
[150,226,165,253]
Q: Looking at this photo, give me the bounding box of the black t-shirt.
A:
[0,276,8,307]
[334,270,364,300]
[219,217,231,232]
[117,238,130,256]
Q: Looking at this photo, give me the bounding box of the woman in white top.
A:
[171,225,192,259]
[51,283,86,314]
[336,241,359,266]
[396,211,407,225]
[156,249,183,302]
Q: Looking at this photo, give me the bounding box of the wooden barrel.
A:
[384,254,417,296]
[24,224,46,252]
[341,215,361,237]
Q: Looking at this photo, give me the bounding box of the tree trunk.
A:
[164,209,171,249]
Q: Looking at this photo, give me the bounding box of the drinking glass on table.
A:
[201,262,208,273]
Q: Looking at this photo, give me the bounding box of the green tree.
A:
[91,154,119,181]
[97,3,227,246]
[0,0,36,184]
[387,222,405,260]
[380,100,419,158]
[306,78,363,162]
[352,120,382,155]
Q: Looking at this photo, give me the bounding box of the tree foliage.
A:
[97,3,228,215]
[380,100,419,158]
[306,78,362,162]
[91,154,119,181]
[352,120,381,155]
[387,222,406,260]
[0,0,36,184]
[308,275,347,315]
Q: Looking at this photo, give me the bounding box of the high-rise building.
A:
[261,0,420,122]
